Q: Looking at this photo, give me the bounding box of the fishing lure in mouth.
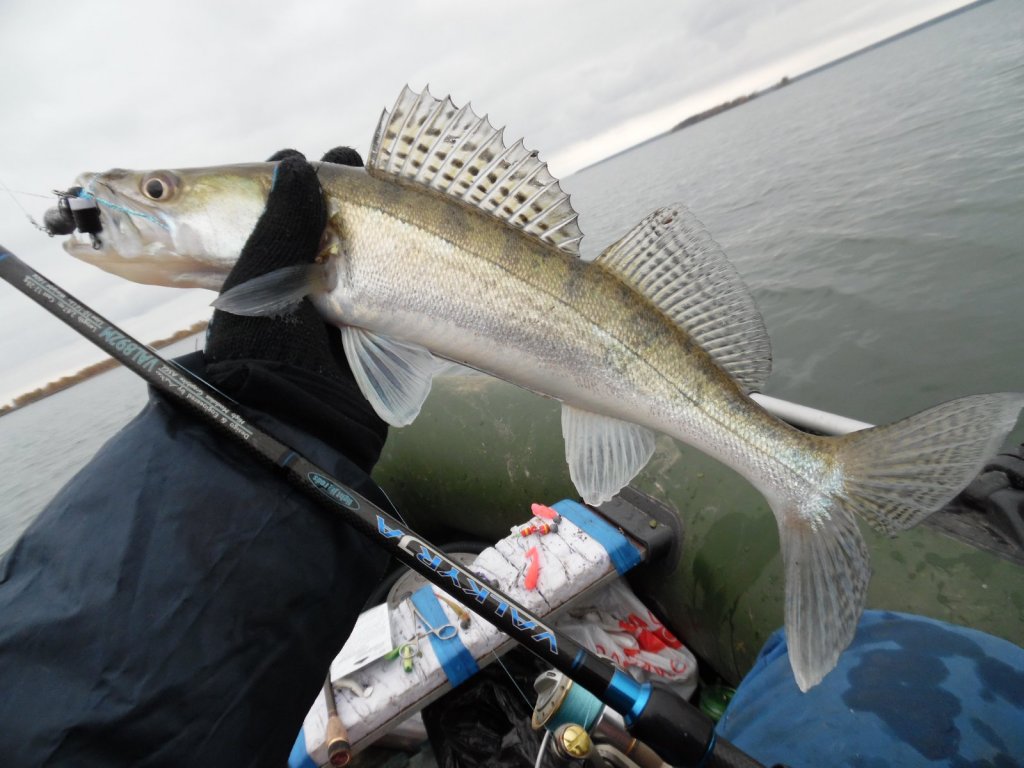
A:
[43,188,103,248]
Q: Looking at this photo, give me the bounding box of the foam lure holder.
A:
[0,245,764,768]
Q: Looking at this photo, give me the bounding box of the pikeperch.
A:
[54,86,1023,690]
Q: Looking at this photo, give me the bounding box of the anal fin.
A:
[777,500,870,692]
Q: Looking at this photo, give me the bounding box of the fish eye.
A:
[141,172,177,201]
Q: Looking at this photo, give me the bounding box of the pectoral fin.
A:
[561,405,655,505]
[342,327,440,427]
[212,264,327,317]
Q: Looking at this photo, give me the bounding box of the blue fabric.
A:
[287,728,317,768]
[552,499,641,574]
[410,586,480,687]
[717,611,1024,767]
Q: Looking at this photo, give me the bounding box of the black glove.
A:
[206,149,335,376]
[204,148,387,472]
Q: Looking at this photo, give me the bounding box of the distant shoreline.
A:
[0,321,208,417]
[668,76,791,133]
[575,0,994,173]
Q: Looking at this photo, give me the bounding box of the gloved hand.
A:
[0,146,395,768]
[205,148,387,472]
[205,149,331,374]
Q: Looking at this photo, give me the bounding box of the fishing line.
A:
[0,176,49,234]
[374,484,408,527]
[533,730,552,768]
[6,189,53,199]
[77,186,171,231]
[490,650,535,711]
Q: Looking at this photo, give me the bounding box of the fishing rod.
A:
[0,244,764,768]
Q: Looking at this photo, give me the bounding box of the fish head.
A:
[60,163,273,290]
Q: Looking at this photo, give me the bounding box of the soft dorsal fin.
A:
[368,85,584,255]
[597,205,772,393]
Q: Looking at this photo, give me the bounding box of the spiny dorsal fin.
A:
[597,205,772,393]
[368,85,584,255]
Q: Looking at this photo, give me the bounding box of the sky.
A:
[0,0,971,406]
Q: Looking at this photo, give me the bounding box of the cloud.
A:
[0,0,968,404]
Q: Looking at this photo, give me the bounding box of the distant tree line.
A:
[672,76,790,132]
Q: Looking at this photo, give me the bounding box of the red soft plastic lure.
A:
[531,503,562,523]
[524,546,540,590]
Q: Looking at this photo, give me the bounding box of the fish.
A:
[55,86,1023,691]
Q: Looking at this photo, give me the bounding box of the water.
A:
[0,335,204,553]
[568,0,1024,429]
[1,1,1022,553]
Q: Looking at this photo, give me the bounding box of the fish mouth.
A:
[63,231,97,255]
[58,200,218,288]
[62,228,127,272]
[60,190,152,270]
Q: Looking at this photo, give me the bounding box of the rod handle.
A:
[325,712,351,767]
[626,682,765,768]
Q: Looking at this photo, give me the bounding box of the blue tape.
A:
[552,499,641,574]
[287,727,317,768]
[410,586,479,687]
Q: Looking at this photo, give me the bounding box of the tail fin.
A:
[781,393,1023,691]
[835,393,1024,534]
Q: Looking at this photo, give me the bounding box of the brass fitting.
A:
[556,723,593,759]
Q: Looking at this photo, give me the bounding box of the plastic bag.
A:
[420,648,547,768]
[557,580,698,700]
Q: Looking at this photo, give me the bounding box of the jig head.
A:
[43,188,102,249]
